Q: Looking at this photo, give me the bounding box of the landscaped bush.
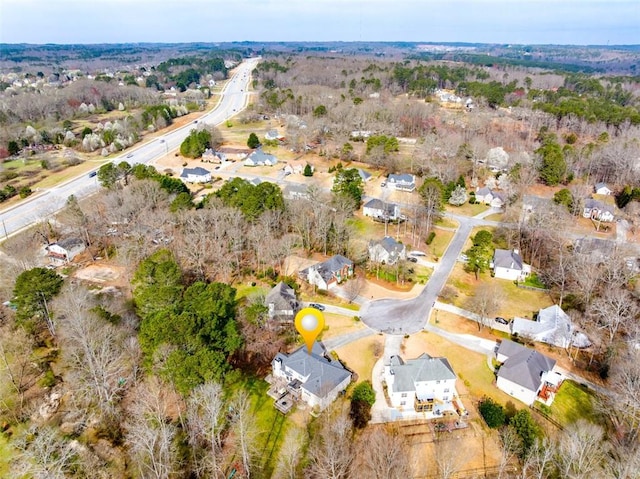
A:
[478,396,506,428]
[426,231,436,245]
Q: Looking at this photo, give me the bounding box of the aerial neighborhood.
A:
[1,39,639,479]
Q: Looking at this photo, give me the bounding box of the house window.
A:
[436,380,440,384]
[401,393,407,398]
[443,396,449,401]
[444,388,450,393]
[400,401,406,406]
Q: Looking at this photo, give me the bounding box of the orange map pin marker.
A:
[295,307,325,354]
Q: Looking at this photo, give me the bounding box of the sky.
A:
[0,0,638,45]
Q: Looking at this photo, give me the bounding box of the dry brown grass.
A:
[334,333,384,383]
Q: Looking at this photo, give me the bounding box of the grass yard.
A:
[334,334,384,383]
[445,202,489,217]
[428,228,455,259]
[235,283,269,300]
[228,376,294,478]
[435,217,459,229]
[320,312,365,339]
[546,380,597,426]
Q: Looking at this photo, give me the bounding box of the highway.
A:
[0,57,260,240]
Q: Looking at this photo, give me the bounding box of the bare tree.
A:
[126,379,179,479]
[354,427,413,479]
[497,425,522,479]
[434,437,468,479]
[520,437,554,479]
[306,409,354,479]
[588,285,639,345]
[11,426,79,479]
[553,420,607,479]
[274,428,305,479]
[343,272,365,303]
[186,382,227,478]
[0,322,38,419]
[467,282,503,330]
[231,390,259,479]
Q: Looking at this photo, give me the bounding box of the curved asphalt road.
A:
[0,57,260,240]
[360,216,475,334]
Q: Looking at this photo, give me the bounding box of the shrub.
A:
[426,231,436,245]
[478,397,506,428]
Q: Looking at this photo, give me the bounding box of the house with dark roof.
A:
[266,281,299,322]
[299,255,353,290]
[283,183,310,200]
[512,305,591,349]
[244,148,278,167]
[495,340,563,406]
[476,187,505,208]
[491,249,531,281]
[362,199,400,221]
[357,168,372,182]
[384,354,465,416]
[368,236,406,265]
[271,342,352,412]
[387,173,416,192]
[179,166,211,183]
[573,236,616,263]
[47,238,86,264]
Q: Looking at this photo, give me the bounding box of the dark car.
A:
[88,171,97,178]
[495,317,509,325]
[309,303,325,311]
[407,256,418,263]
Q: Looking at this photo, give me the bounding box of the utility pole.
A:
[1,219,7,239]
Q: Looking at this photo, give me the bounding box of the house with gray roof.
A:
[368,236,406,265]
[180,166,211,183]
[47,238,86,264]
[266,281,299,322]
[595,182,612,196]
[271,342,352,412]
[244,148,278,167]
[357,168,372,182]
[387,173,416,192]
[583,198,615,222]
[496,340,562,406]
[299,255,353,290]
[512,305,591,349]
[573,236,617,263]
[476,187,506,208]
[283,183,310,200]
[491,249,531,281]
[384,354,465,416]
[362,199,400,221]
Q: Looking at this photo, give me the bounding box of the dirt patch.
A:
[74,263,127,289]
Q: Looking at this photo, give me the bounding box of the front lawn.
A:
[334,334,384,383]
[0,433,11,477]
[445,202,489,217]
[428,229,455,259]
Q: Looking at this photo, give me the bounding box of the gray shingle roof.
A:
[388,173,414,184]
[274,342,351,398]
[388,353,456,393]
[266,281,298,313]
[180,166,210,177]
[301,255,353,283]
[56,238,85,250]
[497,340,556,392]
[363,199,397,216]
[493,249,524,270]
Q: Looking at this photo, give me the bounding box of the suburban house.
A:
[179,166,212,183]
[265,129,285,141]
[283,184,310,200]
[244,148,278,167]
[583,198,615,222]
[201,148,226,163]
[357,169,372,182]
[595,182,612,195]
[299,255,353,290]
[387,173,416,192]
[512,305,591,349]
[266,281,300,322]
[270,342,352,413]
[384,354,465,416]
[283,159,313,175]
[362,199,401,222]
[495,340,563,406]
[47,238,86,264]
[475,187,506,208]
[491,249,531,281]
[521,195,553,221]
[368,236,407,265]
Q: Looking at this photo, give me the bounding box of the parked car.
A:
[381,181,386,187]
[126,153,133,158]
[88,171,97,178]
[407,257,418,263]
[495,317,509,325]
[309,303,325,311]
